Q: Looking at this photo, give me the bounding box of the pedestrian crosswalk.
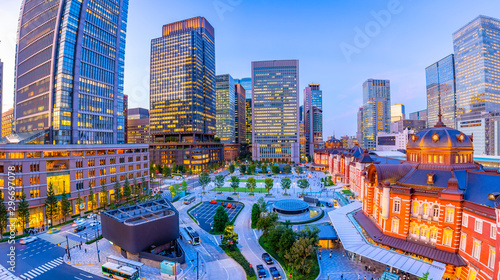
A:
[0,264,19,280]
[19,257,63,280]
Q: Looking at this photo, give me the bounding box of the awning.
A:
[329,202,446,280]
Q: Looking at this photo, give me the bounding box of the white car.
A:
[19,236,38,245]
[72,220,87,227]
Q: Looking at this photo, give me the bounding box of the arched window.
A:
[423,204,430,216]
[433,205,440,218]
[413,202,419,215]
[430,229,438,241]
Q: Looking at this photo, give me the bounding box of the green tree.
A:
[264,178,274,194]
[45,184,58,225]
[181,180,188,192]
[149,161,156,177]
[271,165,280,175]
[296,225,320,245]
[256,197,267,213]
[222,224,238,247]
[100,183,108,210]
[249,164,256,174]
[256,212,278,236]
[418,272,431,280]
[261,165,267,174]
[230,176,240,194]
[155,164,162,175]
[278,227,296,258]
[88,186,96,211]
[239,165,246,174]
[213,205,229,232]
[281,177,291,195]
[283,165,291,174]
[198,172,211,193]
[60,188,71,222]
[228,164,235,174]
[246,177,256,193]
[132,176,139,196]
[75,190,83,213]
[0,192,8,237]
[284,236,316,275]
[266,225,285,252]
[295,166,303,174]
[169,185,177,198]
[297,179,310,194]
[172,163,178,173]
[163,166,171,177]
[214,175,225,192]
[123,177,131,201]
[251,203,261,228]
[17,188,30,232]
[141,176,147,194]
[113,179,122,203]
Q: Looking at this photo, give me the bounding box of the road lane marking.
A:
[79,273,93,278]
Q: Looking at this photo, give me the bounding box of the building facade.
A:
[304,84,323,156]
[215,74,236,143]
[235,77,252,99]
[14,0,129,144]
[0,59,3,134]
[362,79,391,150]
[3,144,149,230]
[252,60,300,163]
[128,108,149,120]
[127,118,149,144]
[235,83,246,146]
[426,54,456,128]
[409,109,428,123]
[376,128,413,151]
[390,119,427,134]
[456,111,500,156]
[454,15,500,116]
[1,108,12,138]
[357,107,364,148]
[245,98,252,146]
[390,104,405,123]
[149,17,222,171]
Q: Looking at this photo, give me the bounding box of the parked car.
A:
[226,196,234,201]
[262,253,273,265]
[324,202,333,208]
[19,236,38,245]
[74,225,86,233]
[256,264,266,278]
[47,228,61,234]
[269,267,281,279]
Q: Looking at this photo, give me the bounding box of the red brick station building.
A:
[320,117,500,280]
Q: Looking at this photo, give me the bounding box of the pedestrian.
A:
[364,277,367,280]
[365,266,368,271]
[329,251,332,258]
[341,274,343,280]
[85,248,87,253]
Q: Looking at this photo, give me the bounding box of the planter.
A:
[248,193,255,196]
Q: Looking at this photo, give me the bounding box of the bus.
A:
[101,262,139,280]
[185,226,200,245]
[183,196,195,205]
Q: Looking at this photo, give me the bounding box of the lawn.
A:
[227,178,267,183]
[341,189,353,195]
[259,236,320,280]
[210,187,269,193]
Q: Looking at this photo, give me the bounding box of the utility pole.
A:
[196,251,199,280]
[66,235,71,261]
[95,227,101,262]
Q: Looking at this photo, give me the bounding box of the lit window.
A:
[472,239,481,260]
[445,207,454,223]
[475,219,483,234]
[413,202,419,215]
[468,268,476,280]
[443,229,453,247]
[488,247,495,269]
[423,204,429,216]
[391,218,399,233]
[460,234,467,251]
[463,215,468,227]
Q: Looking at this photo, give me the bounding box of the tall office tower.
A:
[0,59,3,134]
[245,98,252,145]
[14,0,129,144]
[356,107,363,148]
[299,121,306,161]
[235,77,252,99]
[425,54,456,128]
[127,108,149,144]
[409,109,428,122]
[149,17,222,171]
[304,84,323,155]
[124,94,128,143]
[128,108,149,120]
[299,105,304,122]
[390,104,405,123]
[454,15,500,116]
[1,108,13,138]
[362,79,391,150]
[252,60,299,163]
[215,74,236,143]
[235,83,246,145]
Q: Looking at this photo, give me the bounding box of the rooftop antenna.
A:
[435,92,445,127]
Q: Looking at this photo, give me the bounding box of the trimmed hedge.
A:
[85,235,103,245]
[221,245,257,280]
[0,233,29,243]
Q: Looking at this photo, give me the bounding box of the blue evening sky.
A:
[1,0,499,136]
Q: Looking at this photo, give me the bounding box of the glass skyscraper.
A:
[425,54,456,128]
[304,84,323,155]
[362,79,391,150]
[14,0,128,144]
[453,15,500,115]
[235,77,252,99]
[235,83,246,145]
[252,60,299,163]
[215,74,236,143]
[149,17,222,171]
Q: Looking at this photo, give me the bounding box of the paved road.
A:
[234,200,287,280]
[0,236,103,280]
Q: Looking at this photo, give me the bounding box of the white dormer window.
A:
[475,219,483,234]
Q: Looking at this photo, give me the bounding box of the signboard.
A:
[79,203,85,210]
[160,260,178,275]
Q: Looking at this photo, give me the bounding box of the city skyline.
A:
[1,1,500,137]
